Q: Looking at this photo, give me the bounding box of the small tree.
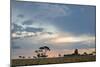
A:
[83,52,88,55]
[91,51,96,55]
[19,56,22,59]
[73,49,79,55]
[58,54,61,57]
[22,56,25,59]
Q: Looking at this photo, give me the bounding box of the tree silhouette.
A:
[35,46,50,58]
[73,49,79,55]
[91,51,96,55]
[39,46,50,56]
[19,56,22,59]
[58,54,61,57]
[22,56,25,59]
[92,51,96,54]
[89,51,96,55]
[83,52,88,55]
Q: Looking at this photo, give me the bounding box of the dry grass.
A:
[11,55,96,67]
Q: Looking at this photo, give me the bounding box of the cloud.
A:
[17,14,24,18]
[22,20,34,25]
[12,45,21,49]
[11,22,45,39]
[12,31,36,39]
[32,3,71,19]
[12,23,24,32]
[49,34,95,46]
[25,27,43,32]
[11,31,95,54]
[11,22,95,49]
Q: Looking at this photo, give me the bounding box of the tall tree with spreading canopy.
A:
[35,46,50,58]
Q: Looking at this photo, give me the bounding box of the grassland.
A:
[11,55,96,67]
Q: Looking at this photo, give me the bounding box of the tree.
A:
[83,52,88,55]
[22,56,25,59]
[91,51,96,55]
[35,46,50,58]
[39,46,50,56]
[88,51,96,56]
[58,54,61,57]
[19,56,22,58]
[74,49,79,55]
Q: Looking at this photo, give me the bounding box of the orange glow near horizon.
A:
[51,37,81,43]
[50,35,95,45]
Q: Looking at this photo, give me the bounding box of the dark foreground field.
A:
[11,55,96,67]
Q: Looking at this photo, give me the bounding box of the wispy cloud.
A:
[12,23,24,33]
[50,34,95,45]
[22,20,34,25]
[12,45,21,49]
[17,14,24,18]
[33,3,71,19]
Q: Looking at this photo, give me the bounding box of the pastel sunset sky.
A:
[11,0,96,59]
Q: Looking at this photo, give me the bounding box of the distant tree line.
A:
[64,49,96,57]
[18,47,96,59]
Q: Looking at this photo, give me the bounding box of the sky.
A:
[11,0,96,59]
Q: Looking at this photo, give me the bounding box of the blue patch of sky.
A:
[12,1,96,35]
